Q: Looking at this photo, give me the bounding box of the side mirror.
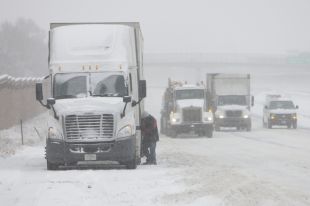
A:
[123,96,132,103]
[36,83,43,101]
[121,96,132,118]
[139,80,147,100]
[251,96,254,107]
[47,98,56,106]
[296,105,299,109]
[264,105,268,109]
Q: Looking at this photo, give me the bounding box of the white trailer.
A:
[36,23,146,170]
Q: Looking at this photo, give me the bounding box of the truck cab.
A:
[207,73,254,131]
[36,23,146,170]
[263,95,298,129]
[160,80,214,138]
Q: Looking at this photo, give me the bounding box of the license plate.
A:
[84,154,96,161]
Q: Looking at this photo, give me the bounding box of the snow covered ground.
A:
[1,64,310,206]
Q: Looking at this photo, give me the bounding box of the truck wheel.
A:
[160,118,165,134]
[214,123,220,131]
[267,120,272,129]
[263,119,266,128]
[206,129,213,138]
[125,159,137,169]
[293,122,297,129]
[246,124,251,132]
[170,129,177,138]
[47,161,59,170]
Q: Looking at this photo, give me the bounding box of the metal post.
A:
[20,120,24,145]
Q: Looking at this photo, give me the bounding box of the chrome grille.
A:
[182,107,202,122]
[274,113,291,119]
[226,110,242,117]
[65,114,114,140]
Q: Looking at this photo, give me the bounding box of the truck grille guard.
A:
[225,110,242,118]
[182,107,202,123]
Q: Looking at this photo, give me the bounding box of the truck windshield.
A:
[269,101,295,109]
[54,72,127,99]
[91,73,127,97]
[175,89,204,100]
[54,74,88,99]
[218,95,246,106]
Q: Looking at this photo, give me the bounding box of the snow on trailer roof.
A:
[49,23,139,70]
[175,84,205,90]
[210,73,250,79]
[265,95,293,103]
[50,22,141,31]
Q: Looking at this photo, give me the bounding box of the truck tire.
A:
[214,123,220,131]
[160,117,165,134]
[293,122,297,129]
[267,119,272,129]
[263,119,266,128]
[246,121,252,132]
[47,161,59,170]
[170,129,177,138]
[246,124,251,132]
[206,128,213,138]
[125,159,137,169]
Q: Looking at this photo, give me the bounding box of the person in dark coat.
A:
[141,111,159,165]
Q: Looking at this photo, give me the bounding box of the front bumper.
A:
[270,118,297,126]
[171,122,213,133]
[46,135,136,165]
[216,117,251,127]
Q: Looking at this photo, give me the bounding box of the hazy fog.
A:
[1,0,310,54]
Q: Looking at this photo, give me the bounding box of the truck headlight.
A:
[292,113,297,119]
[172,117,180,123]
[170,112,181,124]
[203,112,213,122]
[117,125,133,138]
[243,115,249,119]
[48,127,62,139]
[270,114,275,119]
[219,115,224,119]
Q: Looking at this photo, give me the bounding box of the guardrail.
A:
[0,74,44,89]
[0,74,47,130]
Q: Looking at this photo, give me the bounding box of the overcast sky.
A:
[1,0,310,54]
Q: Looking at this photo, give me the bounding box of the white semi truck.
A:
[207,73,254,131]
[160,79,214,138]
[36,23,146,170]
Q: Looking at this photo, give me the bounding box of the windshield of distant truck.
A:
[269,101,295,109]
[175,89,204,100]
[218,95,246,106]
[54,72,127,99]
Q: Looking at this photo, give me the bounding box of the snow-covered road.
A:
[1,116,310,206]
[1,64,310,205]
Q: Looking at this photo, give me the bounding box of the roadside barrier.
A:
[0,74,47,130]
